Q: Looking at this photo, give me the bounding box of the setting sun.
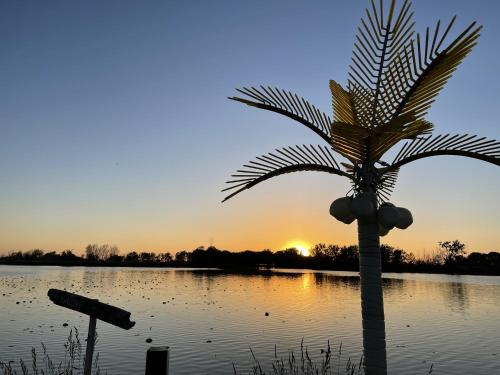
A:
[285,241,311,256]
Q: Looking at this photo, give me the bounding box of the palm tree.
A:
[222,1,499,374]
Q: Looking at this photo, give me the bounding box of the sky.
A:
[1,0,499,257]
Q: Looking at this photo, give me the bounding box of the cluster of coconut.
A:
[329,195,413,236]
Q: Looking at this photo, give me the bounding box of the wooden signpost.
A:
[48,289,135,375]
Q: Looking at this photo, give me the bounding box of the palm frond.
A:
[344,162,399,202]
[378,167,400,202]
[331,121,369,163]
[229,86,331,143]
[348,0,416,127]
[329,81,370,162]
[330,80,356,125]
[390,19,482,123]
[369,117,434,160]
[348,0,481,133]
[389,134,500,169]
[222,145,352,202]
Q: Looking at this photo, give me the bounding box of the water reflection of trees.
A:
[312,272,409,292]
[443,279,470,314]
[189,269,303,281]
[313,273,359,289]
[380,275,471,315]
[312,272,473,309]
[381,277,406,294]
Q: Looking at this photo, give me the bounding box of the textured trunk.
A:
[358,215,387,375]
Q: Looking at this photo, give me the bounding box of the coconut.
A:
[350,194,375,219]
[379,223,390,237]
[378,204,400,230]
[395,207,413,229]
[329,197,355,224]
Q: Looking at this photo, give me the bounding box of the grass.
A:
[234,339,363,375]
[2,334,435,375]
[0,328,104,375]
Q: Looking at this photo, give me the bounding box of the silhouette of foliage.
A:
[0,241,497,275]
[439,240,466,265]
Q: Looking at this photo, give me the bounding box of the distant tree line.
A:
[0,241,498,275]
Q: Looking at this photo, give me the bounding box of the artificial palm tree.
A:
[222,1,499,374]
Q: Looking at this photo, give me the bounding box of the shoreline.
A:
[1,260,499,277]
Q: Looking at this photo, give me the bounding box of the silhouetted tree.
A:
[139,252,156,262]
[108,254,124,262]
[175,250,190,263]
[273,248,305,268]
[125,251,139,262]
[24,249,44,259]
[60,250,78,260]
[312,243,328,258]
[8,251,23,260]
[42,251,58,260]
[157,252,172,262]
[336,246,359,268]
[85,244,119,261]
[486,252,500,269]
[439,240,466,265]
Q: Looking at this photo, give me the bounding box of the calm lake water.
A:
[0,266,499,374]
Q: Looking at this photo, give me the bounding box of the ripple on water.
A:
[0,266,499,374]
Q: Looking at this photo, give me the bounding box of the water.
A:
[0,266,499,374]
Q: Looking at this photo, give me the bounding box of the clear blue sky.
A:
[1,0,499,255]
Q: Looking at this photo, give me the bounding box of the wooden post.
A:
[84,316,97,375]
[47,289,135,375]
[145,346,170,375]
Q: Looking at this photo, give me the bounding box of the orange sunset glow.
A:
[285,240,311,256]
[1,1,499,375]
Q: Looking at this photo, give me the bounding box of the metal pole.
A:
[84,316,97,375]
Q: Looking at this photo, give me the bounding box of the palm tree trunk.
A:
[358,215,387,375]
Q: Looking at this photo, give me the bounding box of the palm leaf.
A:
[389,134,500,169]
[329,80,370,162]
[222,145,352,202]
[348,0,416,127]
[390,19,482,123]
[229,86,331,143]
[331,121,369,163]
[378,167,400,201]
[345,162,400,202]
[330,80,356,125]
[369,117,434,160]
[347,0,481,137]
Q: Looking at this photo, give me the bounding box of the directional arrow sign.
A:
[48,289,135,329]
[48,288,135,375]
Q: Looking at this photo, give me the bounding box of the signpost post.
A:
[145,346,170,375]
[48,289,135,375]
